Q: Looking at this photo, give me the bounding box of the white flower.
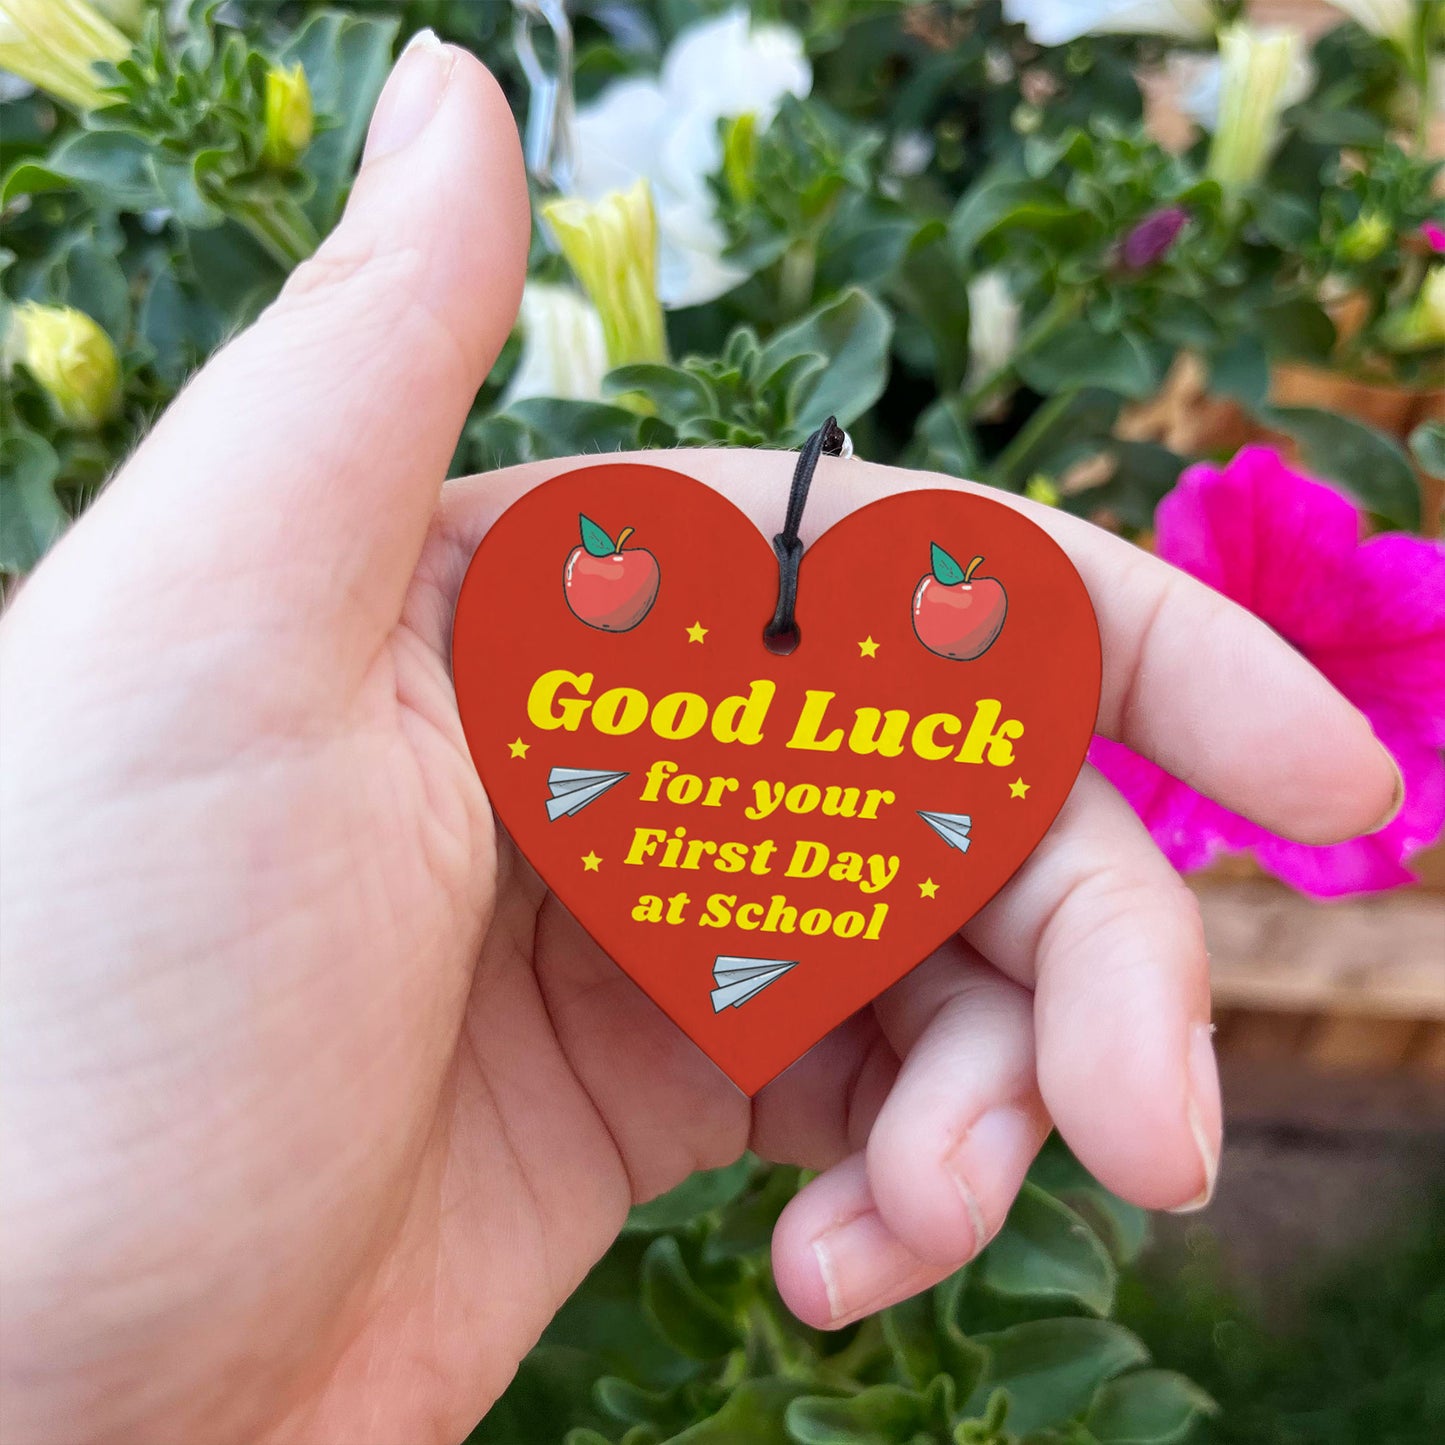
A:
[543,179,668,368]
[1173,36,1314,134]
[1205,25,1311,191]
[887,131,934,178]
[502,284,609,405]
[569,8,810,308]
[965,270,1021,394]
[0,0,129,111]
[1324,0,1416,45]
[1002,0,1218,47]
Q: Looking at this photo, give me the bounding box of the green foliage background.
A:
[3,1,1442,575]
[470,1141,1216,1445]
[3,5,1443,1438]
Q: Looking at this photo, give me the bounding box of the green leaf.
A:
[184,221,284,320]
[1249,190,1318,249]
[1148,296,1221,351]
[989,389,1121,493]
[639,1237,742,1361]
[596,1375,698,1434]
[151,154,224,229]
[1017,322,1157,400]
[968,1320,1150,1435]
[787,1384,928,1443]
[3,131,155,210]
[978,1182,1118,1316]
[1076,441,1186,533]
[889,227,971,391]
[668,1378,810,1444]
[539,1236,687,1388]
[705,1165,802,1262]
[760,286,893,436]
[1258,299,1337,363]
[0,430,66,573]
[466,399,647,470]
[1027,1139,1149,1268]
[139,270,224,388]
[283,11,400,230]
[1208,336,1271,410]
[911,396,983,481]
[930,542,964,585]
[465,1344,608,1443]
[51,235,130,340]
[1086,1370,1218,1444]
[625,1158,755,1233]
[880,1291,943,1390]
[927,1272,989,1398]
[604,363,715,422]
[1267,406,1422,530]
[948,174,1081,264]
[1409,421,1445,480]
[580,513,617,558]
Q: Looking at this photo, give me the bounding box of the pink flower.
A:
[1091,446,1445,896]
[1422,220,1445,254]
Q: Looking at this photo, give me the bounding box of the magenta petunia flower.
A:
[1091,445,1445,897]
[1118,205,1189,269]
[1422,220,1445,254]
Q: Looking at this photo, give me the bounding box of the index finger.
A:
[433,448,1398,847]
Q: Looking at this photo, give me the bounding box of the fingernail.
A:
[1170,1022,1222,1214]
[1371,756,1405,833]
[811,1209,919,1325]
[945,1105,1038,1253]
[364,30,455,163]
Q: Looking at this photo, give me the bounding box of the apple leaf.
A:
[931,542,965,586]
[579,513,616,558]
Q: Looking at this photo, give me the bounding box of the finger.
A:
[770,945,1049,1328]
[54,35,529,672]
[964,767,1220,1212]
[772,1153,956,1331]
[866,944,1051,1266]
[749,1012,897,1172]
[434,450,1396,844]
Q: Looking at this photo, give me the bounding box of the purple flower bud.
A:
[1119,205,1190,270]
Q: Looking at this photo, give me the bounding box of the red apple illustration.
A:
[912,542,1007,660]
[564,513,660,632]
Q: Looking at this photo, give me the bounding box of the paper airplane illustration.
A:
[918,810,973,852]
[710,956,798,1012]
[545,766,629,821]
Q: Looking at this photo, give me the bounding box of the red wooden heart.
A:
[453,463,1101,1094]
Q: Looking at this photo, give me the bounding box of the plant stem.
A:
[958,288,1082,416]
[779,238,817,316]
[746,1291,807,1379]
[226,191,320,270]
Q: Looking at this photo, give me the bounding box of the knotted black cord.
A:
[764,416,848,653]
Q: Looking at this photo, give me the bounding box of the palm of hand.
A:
[244,536,755,1445]
[0,43,1399,1445]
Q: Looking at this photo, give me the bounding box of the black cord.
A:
[764,416,847,653]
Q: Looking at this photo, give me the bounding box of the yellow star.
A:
[686,621,708,644]
[918,878,939,899]
[858,636,880,658]
[581,851,602,872]
[1009,778,1030,799]
[508,737,529,759]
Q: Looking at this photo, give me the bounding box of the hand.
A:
[0,39,1400,1445]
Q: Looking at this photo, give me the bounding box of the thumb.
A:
[39,34,529,672]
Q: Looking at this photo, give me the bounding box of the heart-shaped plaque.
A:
[453,463,1100,1094]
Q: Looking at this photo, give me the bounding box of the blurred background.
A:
[2,1,1442,1441]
